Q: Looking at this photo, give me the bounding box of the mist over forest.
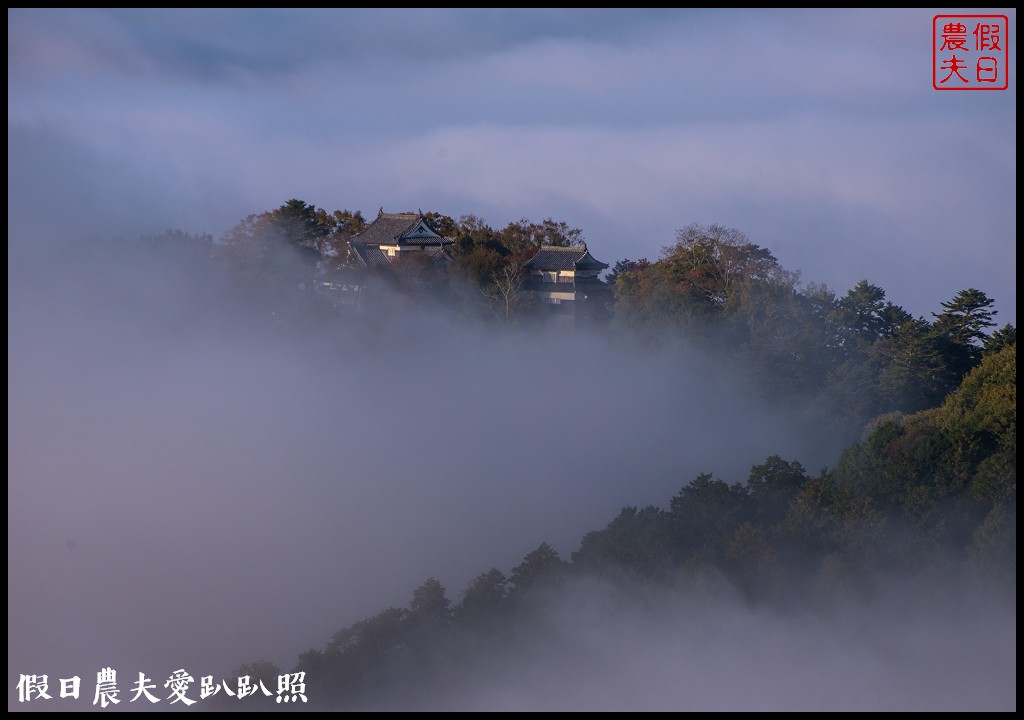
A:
[7,200,1015,711]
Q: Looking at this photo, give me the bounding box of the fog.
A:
[372,572,1016,712]
[9,229,1015,711]
[8,234,828,707]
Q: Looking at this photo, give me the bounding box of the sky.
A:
[7,8,1017,323]
[7,8,1017,712]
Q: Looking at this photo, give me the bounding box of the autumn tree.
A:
[495,218,584,260]
[613,223,798,340]
[664,223,798,310]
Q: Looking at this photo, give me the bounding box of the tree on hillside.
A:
[421,211,459,238]
[932,288,998,348]
[834,280,912,350]
[571,505,672,577]
[481,262,530,322]
[447,215,508,289]
[876,317,966,412]
[931,287,1000,371]
[455,568,509,624]
[983,323,1016,355]
[270,199,331,251]
[496,218,584,256]
[509,542,565,598]
[664,223,798,308]
[409,577,452,625]
[605,258,651,289]
[612,223,799,338]
[668,472,750,560]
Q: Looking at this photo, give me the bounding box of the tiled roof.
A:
[349,243,391,269]
[524,246,609,271]
[349,242,452,271]
[350,211,451,247]
[350,213,419,246]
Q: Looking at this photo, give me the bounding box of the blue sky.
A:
[8,8,1017,322]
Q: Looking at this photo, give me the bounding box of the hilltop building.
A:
[522,246,611,326]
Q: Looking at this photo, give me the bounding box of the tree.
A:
[329,208,367,236]
[316,209,367,272]
[571,505,672,577]
[746,456,809,526]
[215,210,324,321]
[509,542,565,598]
[933,288,998,347]
[663,223,798,308]
[405,577,452,655]
[327,607,405,651]
[480,262,530,322]
[447,215,509,290]
[834,280,912,350]
[937,343,1016,467]
[605,258,651,288]
[831,343,1017,566]
[455,568,509,623]
[612,223,800,342]
[409,577,451,625]
[270,198,331,252]
[876,317,966,412]
[495,217,584,256]
[724,521,783,602]
[216,199,354,297]
[219,200,365,268]
[983,323,1016,355]
[728,279,836,400]
[421,211,459,238]
[668,473,750,561]
[449,215,495,256]
[816,359,883,438]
